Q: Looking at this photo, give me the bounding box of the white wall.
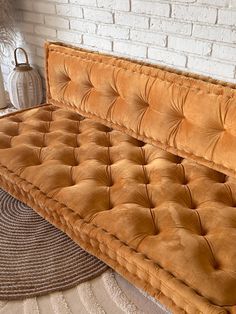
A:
[2,0,236,90]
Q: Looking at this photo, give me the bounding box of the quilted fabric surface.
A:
[46,43,236,179]
[0,105,236,313]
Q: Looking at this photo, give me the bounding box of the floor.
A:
[0,270,169,314]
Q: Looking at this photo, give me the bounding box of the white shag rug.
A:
[0,270,170,314]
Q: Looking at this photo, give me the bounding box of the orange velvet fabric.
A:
[0,105,236,313]
[46,42,236,179]
[1,42,236,313]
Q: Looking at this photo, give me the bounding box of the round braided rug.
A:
[0,189,108,300]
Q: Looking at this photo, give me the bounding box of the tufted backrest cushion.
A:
[45,42,236,178]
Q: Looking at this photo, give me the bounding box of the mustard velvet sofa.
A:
[1,42,236,313]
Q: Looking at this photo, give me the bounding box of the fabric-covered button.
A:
[103,126,112,133]
[219,174,228,183]
[201,229,207,236]
[189,202,197,209]
[143,178,150,185]
[137,141,145,147]
[182,177,189,185]
[175,156,183,164]
[106,180,113,187]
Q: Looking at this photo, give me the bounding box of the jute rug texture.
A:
[0,189,108,300]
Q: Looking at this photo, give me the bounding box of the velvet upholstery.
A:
[0,42,236,313]
[46,42,236,179]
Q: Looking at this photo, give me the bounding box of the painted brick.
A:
[32,56,45,69]
[2,0,236,87]
[132,0,170,17]
[130,30,166,46]
[97,24,129,39]
[23,12,44,24]
[1,64,11,75]
[15,10,23,23]
[229,0,236,7]
[70,19,96,33]
[33,2,56,14]
[18,22,34,33]
[218,9,236,26]
[197,0,229,5]
[19,43,37,56]
[114,41,147,58]
[150,18,192,35]
[148,48,187,67]
[15,0,33,11]
[38,68,46,80]
[212,43,236,62]
[70,0,96,5]
[83,34,112,50]
[36,47,44,58]
[57,31,82,44]
[172,0,196,2]
[97,0,130,11]
[49,0,68,2]
[115,12,149,28]
[35,25,57,38]
[24,34,45,47]
[56,5,83,18]
[83,8,113,23]
[188,56,235,78]
[45,16,69,29]
[172,4,217,23]
[168,36,212,56]
[193,24,236,43]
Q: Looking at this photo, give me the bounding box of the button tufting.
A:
[108,203,114,210]
[109,86,119,97]
[182,178,189,185]
[154,228,159,235]
[104,143,112,148]
[219,174,228,183]
[142,101,149,107]
[69,161,79,167]
[213,260,220,270]
[4,104,236,308]
[107,180,113,187]
[137,141,145,147]
[84,80,94,89]
[34,159,42,166]
[103,126,112,133]
[140,159,148,166]
[189,201,197,209]
[201,228,207,236]
[175,156,183,164]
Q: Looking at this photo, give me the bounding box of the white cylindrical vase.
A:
[0,65,7,109]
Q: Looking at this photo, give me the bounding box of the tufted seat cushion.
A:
[0,104,236,313]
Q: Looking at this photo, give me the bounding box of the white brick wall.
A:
[1,0,236,88]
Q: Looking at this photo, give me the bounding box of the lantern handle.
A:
[14,48,30,67]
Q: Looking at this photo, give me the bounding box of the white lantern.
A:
[8,48,43,109]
